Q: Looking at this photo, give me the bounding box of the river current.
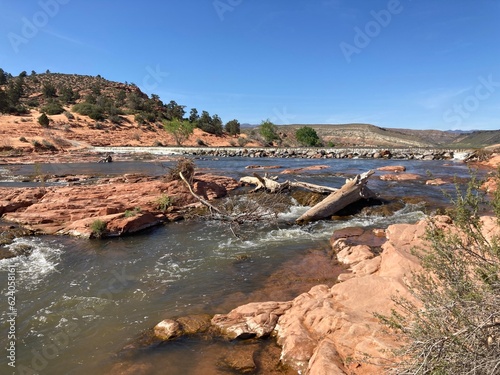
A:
[0,156,475,374]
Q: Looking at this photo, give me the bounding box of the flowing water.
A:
[0,157,477,374]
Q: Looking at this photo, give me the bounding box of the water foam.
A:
[0,237,62,290]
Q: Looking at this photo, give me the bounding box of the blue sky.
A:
[1,0,499,130]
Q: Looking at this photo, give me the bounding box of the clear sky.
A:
[1,0,499,130]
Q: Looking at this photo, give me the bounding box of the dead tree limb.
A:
[288,181,338,193]
[296,170,375,224]
[239,173,337,194]
[179,171,229,219]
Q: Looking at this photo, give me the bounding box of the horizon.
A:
[1,0,499,131]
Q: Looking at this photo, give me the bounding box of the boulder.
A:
[211,301,292,339]
[154,319,183,341]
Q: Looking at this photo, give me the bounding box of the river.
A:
[0,156,476,374]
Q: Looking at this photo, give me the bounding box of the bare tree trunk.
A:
[296,170,375,224]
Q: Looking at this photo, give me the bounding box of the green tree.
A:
[42,83,57,98]
[164,118,195,146]
[295,126,321,146]
[38,113,50,128]
[189,108,199,124]
[259,119,279,145]
[59,86,78,104]
[165,100,185,120]
[225,119,241,136]
[377,172,500,374]
[211,114,223,136]
[0,89,9,113]
[0,68,8,84]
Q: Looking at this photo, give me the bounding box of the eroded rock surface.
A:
[0,173,239,237]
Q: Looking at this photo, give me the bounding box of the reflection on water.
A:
[0,157,480,374]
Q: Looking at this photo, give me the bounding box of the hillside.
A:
[0,71,498,153]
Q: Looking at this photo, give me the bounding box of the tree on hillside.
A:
[259,119,279,145]
[225,119,240,136]
[0,90,9,113]
[42,83,57,98]
[197,111,223,135]
[165,100,185,120]
[189,108,199,124]
[377,173,500,374]
[211,114,223,136]
[295,126,321,146]
[0,68,8,85]
[59,85,79,104]
[164,118,195,146]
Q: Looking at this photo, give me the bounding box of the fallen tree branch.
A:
[296,170,375,224]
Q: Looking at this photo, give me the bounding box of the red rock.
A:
[379,173,420,181]
[1,174,238,237]
[376,165,406,172]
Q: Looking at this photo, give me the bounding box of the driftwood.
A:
[239,174,338,194]
[296,170,375,224]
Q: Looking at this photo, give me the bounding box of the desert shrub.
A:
[124,207,141,217]
[237,137,249,147]
[109,114,122,124]
[38,113,50,128]
[377,172,500,374]
[72,103,105,121]
[63,111,74,120]
[41,100,64,115]
[155,194,173,211]
[90,219,107,238]
[19,136,28,142]
[41,139,56,151]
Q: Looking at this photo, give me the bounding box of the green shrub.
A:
[124,207,141,217]
[38,113,50,128]
[155,194,172,211]
[259,119,279,145]
[41,101,64,115]
[90,219,107,238]
[72,103,105,121]
[377,171,500,374]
